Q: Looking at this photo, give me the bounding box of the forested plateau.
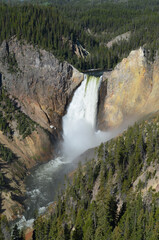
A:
[1,0,159,71]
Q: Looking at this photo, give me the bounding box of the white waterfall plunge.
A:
[62,74,108,159]
[17,74,112,229]
[17,75,112,228]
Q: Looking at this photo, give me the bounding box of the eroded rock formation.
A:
[98,47,159,130]
[0,37,83,133]
[0,38,83,220]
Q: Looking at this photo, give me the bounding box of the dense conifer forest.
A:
[1,0,159,70]
[11,114,159,240]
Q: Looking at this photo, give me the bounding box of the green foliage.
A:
[0,143,17,163]
[0,87,37,139]
[0,110,13,139]
[12,224,24,240]
[3,52,19,73]
[15,111,36,139]
[0,171,5,186]
[33,115,159,240]
[3,1,159,237]
[0,215,11,240]
[1,0,159,71]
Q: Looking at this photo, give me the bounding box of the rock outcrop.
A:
[0,37,84,133]
[106,31,131,48]
[0,37,83,220]
[98,47,159,130]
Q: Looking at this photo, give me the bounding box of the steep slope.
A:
[106,31,131,48]
[32,115,159,240]
[0,38,83,220]
[98,47,159,130]
[0,37,83,133]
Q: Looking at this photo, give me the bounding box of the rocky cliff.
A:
[0,37,83,133]
[0,37,83,220]
[98,47,159,130]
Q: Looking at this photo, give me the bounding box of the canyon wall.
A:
[0,38,83,219]
[0,37,83,133]
[1,38,159,219]
[98,47,159,130]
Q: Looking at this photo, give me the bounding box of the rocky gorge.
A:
[0,37,83,220]
[1,37,159,221]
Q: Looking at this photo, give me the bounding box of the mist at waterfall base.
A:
[18,74,132,228]
[62,75,110,160]
[17,75,108,228]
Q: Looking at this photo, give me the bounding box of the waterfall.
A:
[18,74,111,227]
[84,75,101,129]
[62,74,103,159]
[18,74,112,227]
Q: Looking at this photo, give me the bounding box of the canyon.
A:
[1,38,159,220]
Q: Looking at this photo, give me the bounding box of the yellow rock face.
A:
[0,127,53,169]
[144,60,159,113]
[98,47,158,130]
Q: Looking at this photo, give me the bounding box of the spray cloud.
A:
[62,75,111,160]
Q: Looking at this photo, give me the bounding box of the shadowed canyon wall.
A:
[0,38,83,219]
[0,37,84,134]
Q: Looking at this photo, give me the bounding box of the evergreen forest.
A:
[9,114,159,240]
[1,0,159,70]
